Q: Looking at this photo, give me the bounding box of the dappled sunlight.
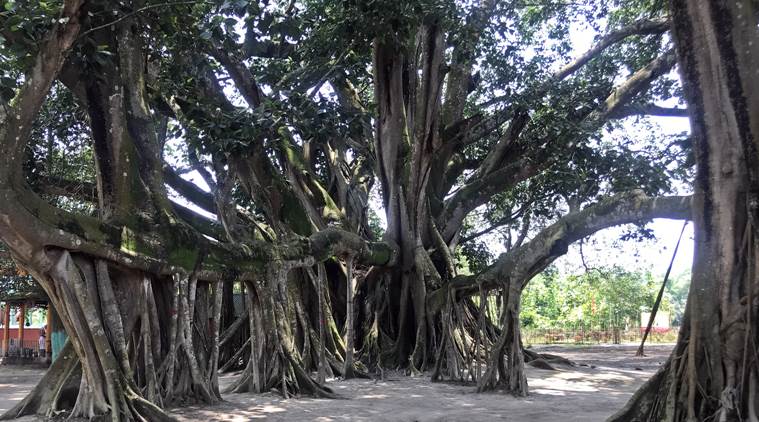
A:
[0,365,47,414]
[531,389,567,396]
[2,345,671,421]
[171,345,673,421]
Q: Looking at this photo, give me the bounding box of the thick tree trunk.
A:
[4,250,220,421]
[610,1,759,420]
[371,24,447,372]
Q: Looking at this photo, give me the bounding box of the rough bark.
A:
[610,1,759,420]
[224,262,338,398]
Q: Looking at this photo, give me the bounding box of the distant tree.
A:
[521,266,670,330]
[664,270,690,325]
[0,243,42,302]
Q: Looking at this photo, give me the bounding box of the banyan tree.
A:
[1,0,735,420]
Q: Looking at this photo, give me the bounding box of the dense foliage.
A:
[521,266,676,330]
[0,243,43,301]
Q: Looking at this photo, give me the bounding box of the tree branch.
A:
[459,202,532,245]
[77,1,212,39]
[439,50,678,241]
[443,18,670,151]
[612,104,689,118]
[431,191,691,310]
[33,176,97,203]
[0,0,84,183]
[591,49,677,122]
[163,165,216,213]
[206,41,262,109]
[554,19,669,81]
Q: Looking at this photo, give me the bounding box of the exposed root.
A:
[8,249,222,421]
[477,279,527,396]
[522,348,575,368]
[526,358,557,371]
[227,264,338,398]
[0,341,80,420]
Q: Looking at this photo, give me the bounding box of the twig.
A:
[78,1,212,39]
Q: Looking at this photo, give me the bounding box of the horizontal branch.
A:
[28,173,229,242]
[429,191,692,310]
[612,104,689,118]
[294,227,396,267]
[2,174,395,283]
[33,176,97,203]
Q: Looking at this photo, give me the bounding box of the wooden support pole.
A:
[18,302,26,353]
[45,304,52,362]
[2,302,9,356]
[636,221,687,356]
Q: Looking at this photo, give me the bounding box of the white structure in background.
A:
[640,311,670,330]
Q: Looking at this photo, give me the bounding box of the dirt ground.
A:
[0,344,672,421]
[0,364,46,416]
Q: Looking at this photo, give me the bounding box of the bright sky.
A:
[553,112,693,280]
[548,18,694,280]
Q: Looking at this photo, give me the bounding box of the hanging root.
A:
[431,287,497,384]
[9,249,227,421]
[477,279,528,396]
[359,272,396,373]
[227,264,338,398]
[158,274,221,406]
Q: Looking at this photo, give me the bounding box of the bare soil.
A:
[0,344,672,421]
[0,365,46,416]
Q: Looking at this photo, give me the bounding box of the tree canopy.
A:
[0,0,709,420]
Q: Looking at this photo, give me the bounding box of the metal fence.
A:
[1,337,44,358]
[522,326,678,345]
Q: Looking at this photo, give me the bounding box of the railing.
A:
[522,326,679,345]
[1,338,44,358]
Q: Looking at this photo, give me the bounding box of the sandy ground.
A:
[0,344,672,421]
[0,365,46,416]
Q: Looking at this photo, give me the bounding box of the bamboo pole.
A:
[636,221,687,356]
